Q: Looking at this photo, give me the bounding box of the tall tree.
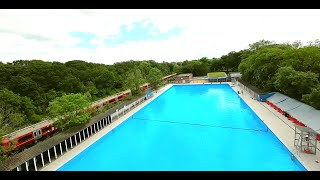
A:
[124,68,145,96]
[147,68,163,90]
[47,93,91,118]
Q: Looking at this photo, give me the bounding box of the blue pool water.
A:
[58,84,306,171]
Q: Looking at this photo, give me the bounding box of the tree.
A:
[290,40,303,48]
[248,39,275,51]
[193,60,209,76]
[307,39,320,48]
[273,66,319,100]
[85,81,98,96]
[138,61,152,79]
[302,85,320,110]
[0,89,37,137]
[147,68,163,90]
[57,75,85,93]
[124,68,145,96]
[47,93,91,119]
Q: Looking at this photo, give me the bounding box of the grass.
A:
[207,72,227,78]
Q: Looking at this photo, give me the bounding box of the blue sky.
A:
[1,9,320,64]
[69,32,98,49]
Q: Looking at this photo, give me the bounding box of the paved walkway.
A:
[42,82,320,171]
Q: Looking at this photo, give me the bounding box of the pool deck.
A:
[42,82,320,171]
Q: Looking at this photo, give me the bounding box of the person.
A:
[237,91,240,94]
[241,90,243,94]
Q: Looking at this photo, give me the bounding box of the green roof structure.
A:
[207,72,227,78]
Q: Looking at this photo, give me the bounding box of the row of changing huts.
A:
[264,92,320,140]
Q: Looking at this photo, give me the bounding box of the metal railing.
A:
[237,81,259,100]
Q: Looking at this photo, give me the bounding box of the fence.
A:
[237,80,260,100]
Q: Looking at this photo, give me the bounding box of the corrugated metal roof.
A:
[287,104,315,119]
[267,93,320,133]
[276,98,302,111]
[267,92,288,104]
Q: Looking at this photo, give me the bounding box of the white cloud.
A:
[1,9,320,64]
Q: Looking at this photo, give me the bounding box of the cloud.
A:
[0,28,53,41]
[1,9,320,64]
[104,19,182,47]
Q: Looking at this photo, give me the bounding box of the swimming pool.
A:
[58,84,306,171]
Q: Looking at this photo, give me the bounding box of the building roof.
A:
[267,92,288,104]
[294,125,318,134]
[229,72,242,78]
[276,98,302,111]
[207,72,227,78]
[176,73,192,77]
[266,93,320,133]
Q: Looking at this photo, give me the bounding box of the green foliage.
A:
[48,93,91,118]
[302,85,320,109]
[124,68,145,96]
[274,66,319,99]
[0,89,36,131]
[138,62,152,79]
[239,46,291,91]
[0,124,12,137]
[147,68,163,90]
[248,39,275,51]
[124,94,133,101]
[66,113,91,128]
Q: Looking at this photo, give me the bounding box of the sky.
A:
[1,9,320,65]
